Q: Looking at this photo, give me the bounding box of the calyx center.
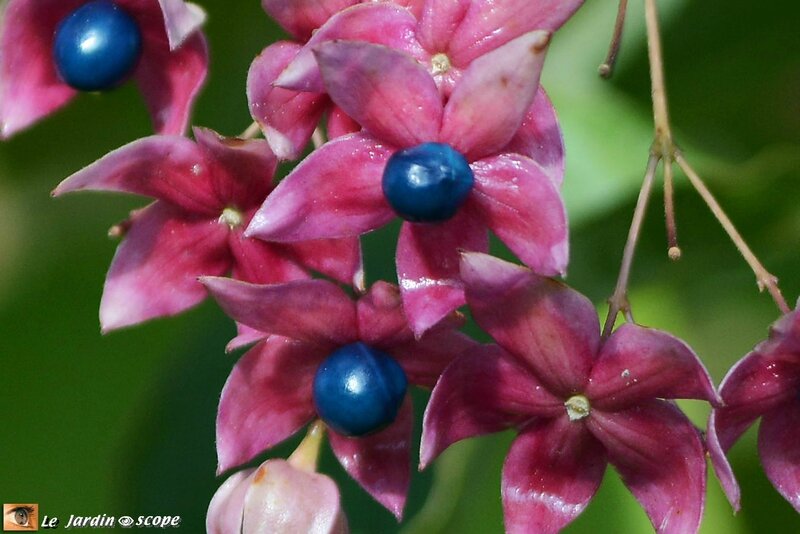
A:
[219,207,244,229]
[431,53,451,75]
[564,394,591,422]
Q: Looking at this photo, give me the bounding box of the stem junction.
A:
[603,0,790,337]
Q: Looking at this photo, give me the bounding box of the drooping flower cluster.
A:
[4,0,799,532]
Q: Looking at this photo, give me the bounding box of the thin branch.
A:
[599,0,629,78]
[663,155,681,260]
[602,0,668,338]
[602,0,790,327]
[602,154,661,339]
[675,153,791,314]
[644,0,673,150]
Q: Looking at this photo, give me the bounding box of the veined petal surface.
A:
[758,398,800,513]
[100,202,229,332]
[504,88,564,186]
[587,323,720,410]
[246,134,394,241]
[469,154,568,276]
[202,277,357,346]
[248,42,328,160]
[421,344,562,468]
[448,0,585,65]
[328,397,413,519]
[315,41,442,148]
[461,253,595,395]
[135,31,208,135]
[588,401,706,534]
[396,211,487,336]
[53,135,219,214]
[440,31,550,161]
[502,417,606,534]
[216,336,324,472]
[0,0,80,138]
[276,3,422,93]
[261,0,358,40]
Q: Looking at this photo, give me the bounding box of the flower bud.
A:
[207,422,347,534]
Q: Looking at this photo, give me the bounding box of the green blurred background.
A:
[1,0,798,531]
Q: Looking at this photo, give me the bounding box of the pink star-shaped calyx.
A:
[246,36,568,336]
[202,276,476,518]
[421,253,721,534]
[52,127,362,336]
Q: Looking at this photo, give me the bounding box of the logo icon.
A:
[3,504,38,531]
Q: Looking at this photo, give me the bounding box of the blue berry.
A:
[382,142,474,223]
[53,1,143,92]
[313,342,407,437]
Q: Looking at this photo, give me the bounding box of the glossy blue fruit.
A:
[313,342,408,437]
[382,142,474,223]
[53,1,143,92]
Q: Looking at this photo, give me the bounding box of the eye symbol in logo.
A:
[118,516,134,528]
[3,503,39,531]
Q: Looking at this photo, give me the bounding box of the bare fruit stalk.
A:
[598,0,629,78]
[603,154,660,338]
[676,153,790,313]
[603,0,790,336]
